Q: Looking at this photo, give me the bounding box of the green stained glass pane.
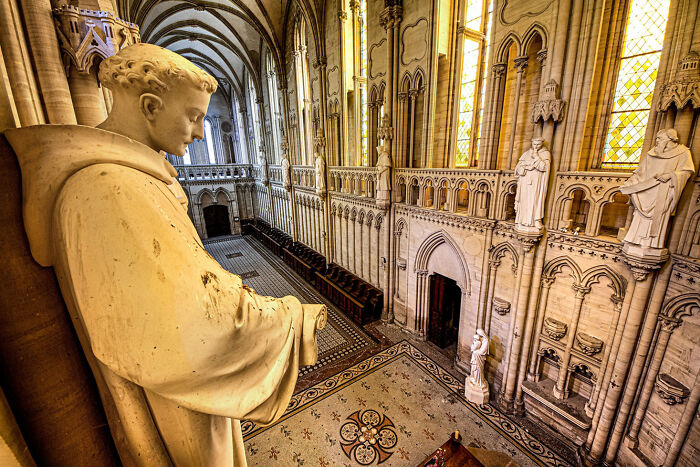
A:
[602,0,669,169]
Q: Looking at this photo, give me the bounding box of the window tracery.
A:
[601,0,671,169]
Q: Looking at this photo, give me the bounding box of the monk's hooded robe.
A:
[5,125,326,467]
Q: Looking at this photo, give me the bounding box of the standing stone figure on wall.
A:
[514,137,551,232]
[465,329,490,405]
[5,43,326,467]
[620,128,695,252]
[281,142,292,191]
[258,145,269,184]
[377,144,392,193]
[314,146,326,196]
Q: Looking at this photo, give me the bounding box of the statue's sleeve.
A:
[53,164,324,424]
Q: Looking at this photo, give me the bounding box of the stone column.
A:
[414,269,429,337]
[20,0,76,124]
[506,57,528,169]
[0,0,43,125]
[349,212,356,273]
[483,259,500,336]
[585,295,624,416]
[583,253,665,465]
[500,233,539,413]
[663,370,700,467]
[482,64,506,169]
[553,284,591,399]
[527,276,555,380]
[625,315,680,447]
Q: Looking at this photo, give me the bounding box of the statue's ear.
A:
[139,93,163,121]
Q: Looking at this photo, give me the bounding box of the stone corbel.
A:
[53,5,140,77]
[655,373,690,405]
[657,52,700,111]
[531,79,566,123]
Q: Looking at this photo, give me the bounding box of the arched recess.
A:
[414,230,471,294]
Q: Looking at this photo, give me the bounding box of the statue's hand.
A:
[654,173,671,183]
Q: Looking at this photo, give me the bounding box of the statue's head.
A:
[99,43,218,156]
[656,129,679,150]
[531,137,544,151]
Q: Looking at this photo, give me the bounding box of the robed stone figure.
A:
[620,129,695,250]
[5,44,326,467]
[514,137,551,231]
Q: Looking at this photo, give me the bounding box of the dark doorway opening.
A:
[203,204,231,238]
[428,273,461,348]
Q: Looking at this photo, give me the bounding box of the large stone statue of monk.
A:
[5,43,326,467]
[514,137,551,232]
[620,128,695,251]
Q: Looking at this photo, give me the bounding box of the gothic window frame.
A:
[204,117,217,165]
[452,0,493,168]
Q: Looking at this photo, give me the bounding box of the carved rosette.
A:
[654,373,690,405]
[543,317,567,341]
[53,5,140,76]
[657,52,700,111]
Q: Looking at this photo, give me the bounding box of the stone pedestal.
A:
[465,382,489,405]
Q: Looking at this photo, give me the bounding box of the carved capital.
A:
[658,315,682,333]
[492,63,507,77]
[536,49,548,65]
[517,232,541,252]
[572,284,591,299]
[622,249,667,281]
[513,56,528,71]
[338,10,348,21]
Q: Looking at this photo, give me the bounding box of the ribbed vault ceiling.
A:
[118,0,316,102]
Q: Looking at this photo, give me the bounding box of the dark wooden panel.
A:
[0,134,119,466]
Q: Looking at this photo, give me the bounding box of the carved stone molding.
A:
[499,0,553,26]
[655,373,690,405]
[576,332,603,356]
[543,317,567,341]
[622,246,669,281]
[658,52,700,111]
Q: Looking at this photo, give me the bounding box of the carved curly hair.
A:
[99,43,217,95]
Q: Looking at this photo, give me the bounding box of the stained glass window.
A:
[601,0,670,169]
[204,119,216,164]
[455,0,491,167]
[359,0,368,166]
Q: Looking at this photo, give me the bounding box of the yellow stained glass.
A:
[601,0,670,169]
[456,1,491,168]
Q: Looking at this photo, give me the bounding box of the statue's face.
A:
[532,139,543,151]
[147,82,211,156]
[655,132,671,150]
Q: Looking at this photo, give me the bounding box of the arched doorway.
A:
[428,273,461,348]
[203,205,231,238]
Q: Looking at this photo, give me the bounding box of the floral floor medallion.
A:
[243,341,573,466]
[340,409,397,464]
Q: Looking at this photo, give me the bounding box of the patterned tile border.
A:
[244,237,376,377]
[243,341,573,467]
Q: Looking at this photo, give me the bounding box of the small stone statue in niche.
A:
[514,137,551,233]
[281,139,291,191]
[258,145,269,184]
[376,143,392,194]
[314,144,326,197]
[465,329,490,405]
[620,128,694,254]
[5,43,326,467]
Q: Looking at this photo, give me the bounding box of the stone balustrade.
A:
[175,164,253,182]
[292,165,315,189]
[328,166,378,198]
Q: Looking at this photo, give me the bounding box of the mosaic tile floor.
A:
[204,236,376,380]
[242,341,573,467]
